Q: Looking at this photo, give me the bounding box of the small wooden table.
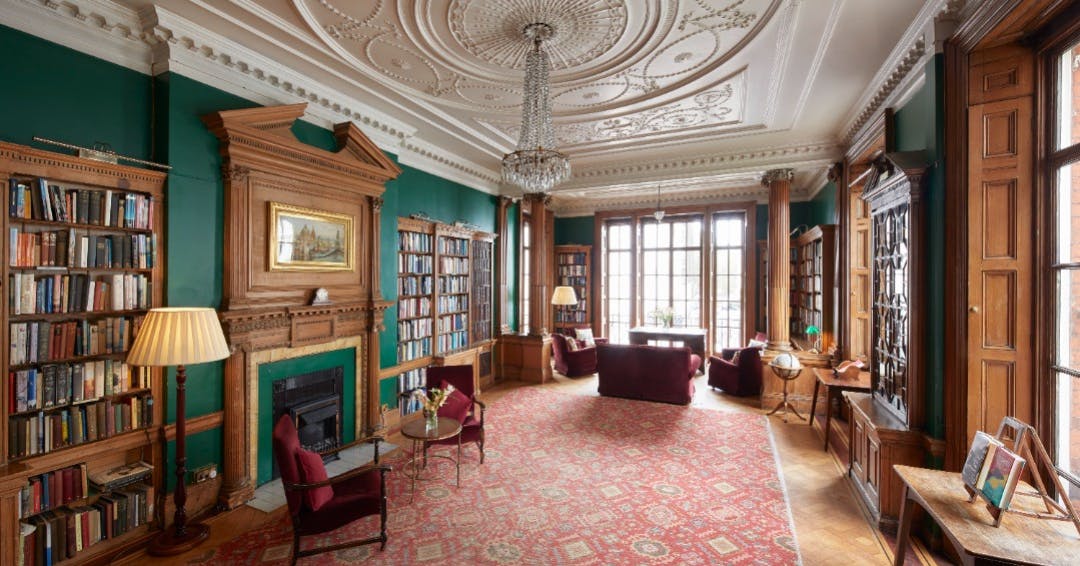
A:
[809,368,871,451]
[400,416,462,500]
[628,326,707,362]
[893,466,1080,565]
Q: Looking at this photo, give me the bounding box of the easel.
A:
[962,416,1080,535]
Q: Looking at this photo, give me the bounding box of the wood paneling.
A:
[965,56,1035,448]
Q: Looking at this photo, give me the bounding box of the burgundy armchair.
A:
[426,365,486,463]
[272,415,390,564]
[708,346,763,397]
[550,333,608,377]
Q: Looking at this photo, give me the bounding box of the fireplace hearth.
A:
[272,367,344,479]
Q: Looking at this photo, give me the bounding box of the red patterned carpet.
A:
[194,388,801,565]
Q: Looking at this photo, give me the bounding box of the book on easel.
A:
[961,417,1080,533]
[961,430,1003,490]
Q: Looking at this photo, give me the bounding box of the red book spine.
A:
[62,468,74,504]
[48,472,60,509]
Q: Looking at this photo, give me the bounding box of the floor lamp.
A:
[127,307,231,556]
[551,286,578,333]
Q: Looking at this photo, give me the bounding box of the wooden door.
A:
[965,47,1035,441]
[848,186,871,360]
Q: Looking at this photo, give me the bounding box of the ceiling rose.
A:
[448,0,628,71]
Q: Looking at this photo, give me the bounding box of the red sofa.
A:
[550,333,607,377]
[596,343,702,405]
[708,346,763,396]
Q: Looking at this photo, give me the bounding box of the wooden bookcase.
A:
[552,245,590,335]
[390,219,495,418]
[0,141,166,565]
[790,225,836,348]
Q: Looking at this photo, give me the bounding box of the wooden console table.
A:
[628,326,707,361]
[809,368,871,451]
[893,466,1080,565]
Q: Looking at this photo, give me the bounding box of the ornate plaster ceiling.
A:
[4,0,951,214]
[296,0,774,153]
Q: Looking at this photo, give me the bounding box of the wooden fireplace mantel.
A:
[204,103,400,509]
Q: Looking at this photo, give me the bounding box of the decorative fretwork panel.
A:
[871,203,910,419]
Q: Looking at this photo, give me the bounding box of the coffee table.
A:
[400,416,462,500]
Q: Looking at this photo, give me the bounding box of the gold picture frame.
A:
[268,202,354,272]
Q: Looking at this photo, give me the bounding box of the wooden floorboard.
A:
[117,371,927,566]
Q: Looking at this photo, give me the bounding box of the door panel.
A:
[849,187,871,360]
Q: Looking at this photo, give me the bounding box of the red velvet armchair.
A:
[272,415,390,564]
[550,333,608,377]
[426,365,486,463]
[708,346,763,397]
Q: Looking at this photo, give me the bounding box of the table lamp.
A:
[551,286,578,306]
[127,307,231,555]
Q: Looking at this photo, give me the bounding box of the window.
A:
[713,213,745,350]
[602,220,633,343]
[1050,38,1080,497]
[521,217,531,333]
[639,215,703,330]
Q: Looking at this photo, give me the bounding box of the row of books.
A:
[397,367,427,415]
[398,231,432,253]
[398,254,433,274]
[9,178,154,230]
[438,275,469,294]
[398,275,433,296]
[9,317,137,366]
[397,318,432,341]
[558,252,587,265]
[397,338,432,362]
[9,360,149,413]
[8,395,153,459]
[397,297,431,319]
[19,482,152,566]
[472,242,492,269]
[437,331,469,353]
[437,236,469,256]
[438,313,467,333]
[9,272,151,315]
[557,265,587,277]
[555,310,589,323]
[558,276,587,288]
[437,295,468,314]
[439,256,468,274]
[10,228,155,270]
[18,465,87,519]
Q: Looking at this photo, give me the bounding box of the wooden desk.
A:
[893,466,1080,565]
[628,326,707,361]
[809,368,871,451]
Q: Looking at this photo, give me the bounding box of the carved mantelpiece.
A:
[203,103,400,509]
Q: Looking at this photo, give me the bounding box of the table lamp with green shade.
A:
[127,307,231,555]
[805,324,821,352]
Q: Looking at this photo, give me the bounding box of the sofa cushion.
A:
[438,382,472,424]
[296,448,334,511]
[565,336,580,351]
[575,327,596,347]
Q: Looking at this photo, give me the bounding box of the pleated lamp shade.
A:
[128,307,231,367]
[550,286,578,306]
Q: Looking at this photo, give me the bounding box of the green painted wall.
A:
[255,349,357,485]
[809,182,838,225]
[0,25,152,159]
[893,55,946,443]
[554,216,595,246]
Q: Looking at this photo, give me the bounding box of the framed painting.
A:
[268,202,354,271]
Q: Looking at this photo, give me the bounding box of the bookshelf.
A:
[470,236,494,344]
[0,141,166,565]
[436,228,470,354]
[790,225,836,348]
[553,245,591,335]
[396,218,434,363]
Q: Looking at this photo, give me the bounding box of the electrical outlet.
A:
[191,463,218,484]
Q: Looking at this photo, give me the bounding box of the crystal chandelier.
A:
[501,23,570,194]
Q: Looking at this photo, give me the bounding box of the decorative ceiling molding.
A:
[839,0,965,144]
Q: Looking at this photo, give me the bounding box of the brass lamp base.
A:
[148,522,210,556]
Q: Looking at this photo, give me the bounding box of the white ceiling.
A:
[5,0,949,214]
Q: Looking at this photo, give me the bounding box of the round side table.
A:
[400,416,462,500]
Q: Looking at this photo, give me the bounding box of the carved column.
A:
[496,196,513,334]
[218,348,252,509]
[525,193,552,336]
[764,168,794,351]
[367,196,384,430]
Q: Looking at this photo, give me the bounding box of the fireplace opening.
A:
[272,366,344,480]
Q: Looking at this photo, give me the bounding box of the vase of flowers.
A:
[650,306,675,328]
[412,386,453,432]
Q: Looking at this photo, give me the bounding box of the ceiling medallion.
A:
[502,22,570,194]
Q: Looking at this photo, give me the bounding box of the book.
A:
[962,431,1004,489]
[979,445,1026,509]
